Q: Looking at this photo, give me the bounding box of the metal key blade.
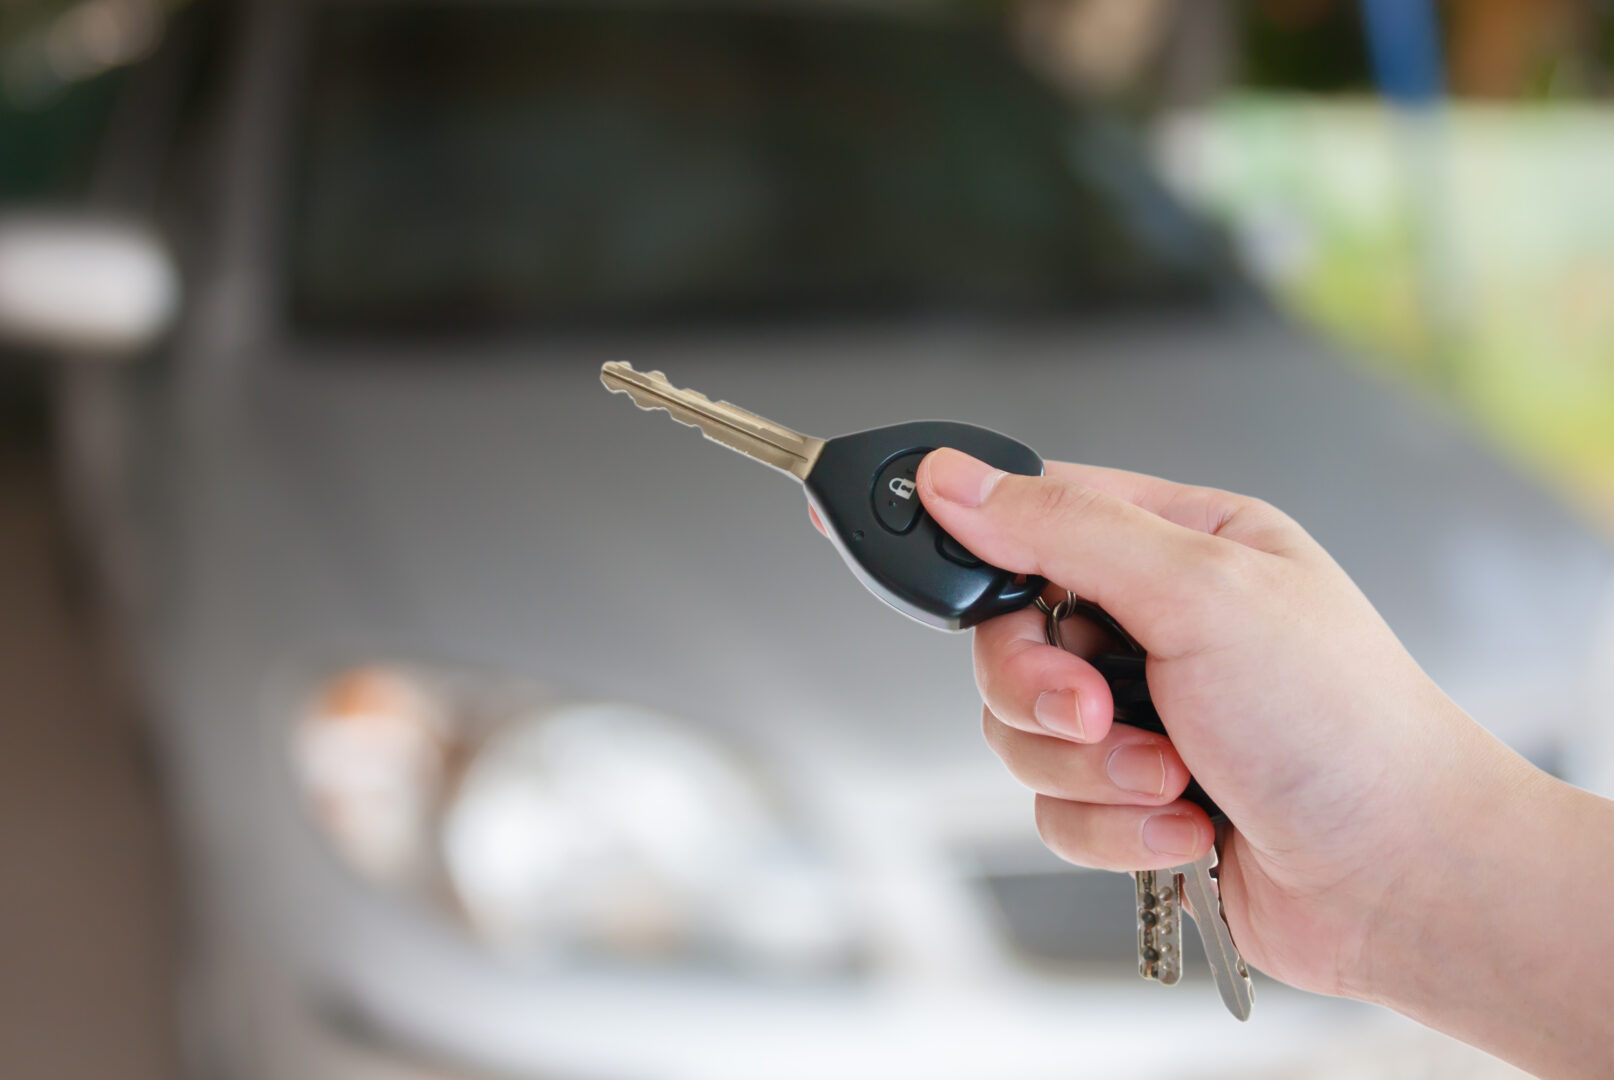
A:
[1178,845,1255,1021]
[1136,869,1182,985]
[601,362,825,480]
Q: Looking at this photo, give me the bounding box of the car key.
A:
[601,361,1254,1017]
[601,362,1047,630]
[1042,594,1255,1019]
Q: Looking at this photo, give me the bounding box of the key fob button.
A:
[936,531,983,568]
[871,451,927,534]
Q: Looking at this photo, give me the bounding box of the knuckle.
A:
[997,637,1045,694]
[980,707,1005,751]
[973,610,1041,685]
[1187,538,1258,594]
[977,636,1042,717]
[1035,798,1149,873]
[1232,497,1297,543]
[1203,491,1269,533]
[1032,795,1087,862]
[1026,477,1100,526]
[1209,492,1311,555]
[1159,755,1193,801]
[1238,495,1283,522]
[971,633,1004,698]
[1242,495,1306,536]
[1032,794,1061,847]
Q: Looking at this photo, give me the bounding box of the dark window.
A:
[287,3,1222,336]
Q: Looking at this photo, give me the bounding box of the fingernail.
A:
[1107,745,1167,797]
[1033,689,1085,741]
[1142,814,1202,858]
[926,450,1005,508]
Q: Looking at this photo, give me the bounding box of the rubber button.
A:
[872,451,926,534]
[937,531,983,568]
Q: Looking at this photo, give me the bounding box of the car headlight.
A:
[291,662,858,973]
[291,664,451,887]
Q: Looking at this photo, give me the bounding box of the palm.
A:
[1145,628,1440,999]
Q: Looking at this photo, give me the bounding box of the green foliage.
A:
[1168,97,1614,526]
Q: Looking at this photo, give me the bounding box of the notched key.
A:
[600,361,825,479]
[1136,869,1182,985]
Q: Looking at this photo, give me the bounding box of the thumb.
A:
[917,449,1254,656]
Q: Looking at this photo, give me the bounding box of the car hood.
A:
[154,312,1613,782]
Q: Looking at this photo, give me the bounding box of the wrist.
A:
[1344,708,1614,1076]
[1344,731,1546,1004]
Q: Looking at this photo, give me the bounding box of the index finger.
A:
[916,449,1268,657]
[1043,461,1303,556]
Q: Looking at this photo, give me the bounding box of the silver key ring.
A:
[1033,590,1077,651]
[1035,590,1144,656]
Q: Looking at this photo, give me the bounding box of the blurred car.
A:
[9,0,1614,1077]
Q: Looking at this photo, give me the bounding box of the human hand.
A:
[912,448,1541,1002]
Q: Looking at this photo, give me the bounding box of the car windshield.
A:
[287,3,1222,336]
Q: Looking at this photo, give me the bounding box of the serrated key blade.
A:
[1137,869,1183,985]
[601,361,824,481]
[1180,847,1255,1021]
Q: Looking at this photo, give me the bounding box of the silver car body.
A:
[54,0,1614,1076]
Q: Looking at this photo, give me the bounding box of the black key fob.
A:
[803,421,1046,630]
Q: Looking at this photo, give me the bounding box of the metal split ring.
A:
[1034,589,1143,656]
[1034,589,1078,651]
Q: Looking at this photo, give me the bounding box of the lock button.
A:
[871,451,927,534]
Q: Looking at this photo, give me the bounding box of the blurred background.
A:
[2,1,1611,1077]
